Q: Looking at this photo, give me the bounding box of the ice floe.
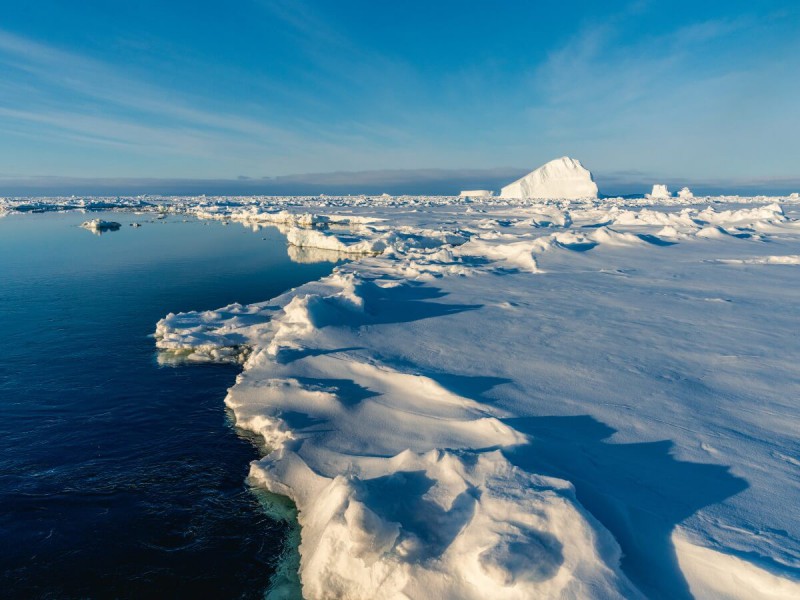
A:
[80,218,121,232]
[144,192,800,599]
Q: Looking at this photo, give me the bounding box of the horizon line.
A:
[2,167,799,198]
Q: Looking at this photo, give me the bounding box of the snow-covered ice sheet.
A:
[10,191,789,598]
[148,194,800,599]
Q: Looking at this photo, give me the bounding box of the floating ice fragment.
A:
[80,219,121,232]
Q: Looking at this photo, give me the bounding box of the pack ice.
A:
[10,189,796,599]
[144,190,800,599]
[499,157,598,200]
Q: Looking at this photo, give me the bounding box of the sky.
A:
[1,0,799,196]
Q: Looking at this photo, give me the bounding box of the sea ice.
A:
[148,192,800,599]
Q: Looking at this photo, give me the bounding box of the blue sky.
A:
[1,0,798,194]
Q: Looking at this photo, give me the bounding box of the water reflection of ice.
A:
[287,244,349,264]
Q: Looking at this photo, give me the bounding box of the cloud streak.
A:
[0,4,798,181]
[0,27,415,175]
[524,9,800,178]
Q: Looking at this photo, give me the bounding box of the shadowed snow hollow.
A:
[499,157,598,200]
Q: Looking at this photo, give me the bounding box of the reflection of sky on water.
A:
[0,211,336,597]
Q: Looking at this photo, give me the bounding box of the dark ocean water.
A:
[0,211,336,598]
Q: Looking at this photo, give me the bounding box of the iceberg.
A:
[678,187,694,200]
[459,190,493,198]
[648,184,671,199]
[80,219,121,232]
[499,157,598,200]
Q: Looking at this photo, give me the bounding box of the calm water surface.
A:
[0,211,337,598]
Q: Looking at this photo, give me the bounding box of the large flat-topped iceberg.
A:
[500,157,598,200]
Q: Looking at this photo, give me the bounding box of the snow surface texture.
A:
[4,193,800,598]
[499,157,599,200]
[146,193,800,599]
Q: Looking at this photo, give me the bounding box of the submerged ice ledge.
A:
[153,195,800,599]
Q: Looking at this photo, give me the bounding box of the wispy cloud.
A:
[0,27,421,176]
[529,15,751,131]
[0,30,292,140]
[524,9,800,178]
[1,4,798,182]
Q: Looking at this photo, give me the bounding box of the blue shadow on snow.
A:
[502,415,748,599]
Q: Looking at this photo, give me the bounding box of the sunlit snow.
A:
[4,186,800,599]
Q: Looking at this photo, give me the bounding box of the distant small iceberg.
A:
[648,184,671,199]
[81,219,121,233]
[459,190,493,198]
